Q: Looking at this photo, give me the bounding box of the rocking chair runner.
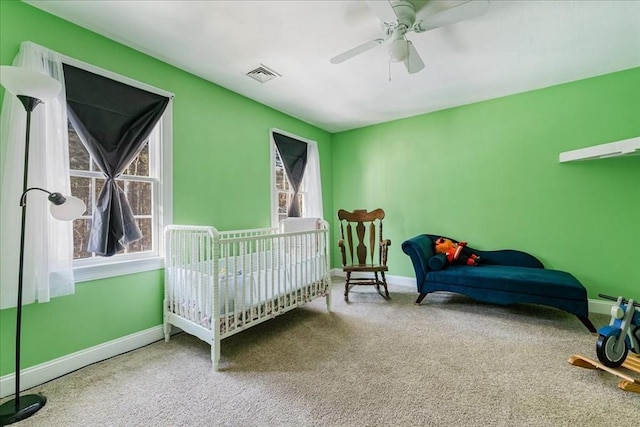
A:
[337,208,391,300]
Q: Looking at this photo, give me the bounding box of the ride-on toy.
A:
[596,294,640,368]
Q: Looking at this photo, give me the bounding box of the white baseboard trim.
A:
[588,299,613,315]
[0,325,164,398]
[332,269,612,315]
[1,274,613,398]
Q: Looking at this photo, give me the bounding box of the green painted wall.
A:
[0,0,332,376]
[333,67,640,299]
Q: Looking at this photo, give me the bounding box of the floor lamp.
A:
[0,66,86,425]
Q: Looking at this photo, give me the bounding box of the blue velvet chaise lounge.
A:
[401,234,596,332]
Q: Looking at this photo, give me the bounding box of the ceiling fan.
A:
[330,0,490,74]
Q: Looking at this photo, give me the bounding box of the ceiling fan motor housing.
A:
[391,0,416,28]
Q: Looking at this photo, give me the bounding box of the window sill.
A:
[73,256,165,283]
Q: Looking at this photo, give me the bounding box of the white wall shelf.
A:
[559,136,640,162]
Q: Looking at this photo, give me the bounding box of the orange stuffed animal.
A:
[434,237,480,266]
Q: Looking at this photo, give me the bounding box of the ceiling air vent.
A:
[246,64,281,83]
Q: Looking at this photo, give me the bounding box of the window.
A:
[274,147,304,224]
[270,129,323,227]
[63,58,173,282]
[69,124,159,260]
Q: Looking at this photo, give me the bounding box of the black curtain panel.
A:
[272,132,308,217]
[63,64,170,256]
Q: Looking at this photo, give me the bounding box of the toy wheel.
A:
[596,335,628,368]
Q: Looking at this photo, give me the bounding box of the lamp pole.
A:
[0,65,65,425]
[0,95,49,425]
[13,95,47,421]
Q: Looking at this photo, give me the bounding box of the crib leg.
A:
[213,319,221,372]
[211,338,221,372]
[212,346,220,372]
[325,284,332,312]
[163,299,171,342]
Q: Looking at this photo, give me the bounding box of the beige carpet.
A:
[6,280,640,426]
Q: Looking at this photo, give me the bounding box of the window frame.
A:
[60,54,174,282]
[269,128,314,228]
[69,128,158,260]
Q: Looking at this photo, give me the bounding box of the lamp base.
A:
[0,394,46,425]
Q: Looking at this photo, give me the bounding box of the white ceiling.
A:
[26,0,640,133]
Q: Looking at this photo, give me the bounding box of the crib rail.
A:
[164,222,331,370]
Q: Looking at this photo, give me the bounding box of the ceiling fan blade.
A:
[404,40,425,74]
[365,0,397,24]
[417,0,489,32]
[330,39,384,64]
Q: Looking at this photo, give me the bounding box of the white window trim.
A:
[60,54,174,283]
[269,128,316,228]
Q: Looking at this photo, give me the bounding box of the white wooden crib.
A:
[163,218,331,370]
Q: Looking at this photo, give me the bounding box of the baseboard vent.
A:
[246,64,281,83]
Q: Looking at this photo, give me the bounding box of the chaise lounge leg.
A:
[415,293,427,305]
[577,315,597,333]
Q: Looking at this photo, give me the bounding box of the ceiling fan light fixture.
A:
[388,38,408,62]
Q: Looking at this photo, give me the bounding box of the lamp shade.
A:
[0,66,62,101]
[49,195,86,221]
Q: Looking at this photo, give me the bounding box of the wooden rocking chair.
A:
[337,208,390,301]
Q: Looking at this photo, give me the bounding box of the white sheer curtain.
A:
[302,141,323,219]
[0,41,75,309]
